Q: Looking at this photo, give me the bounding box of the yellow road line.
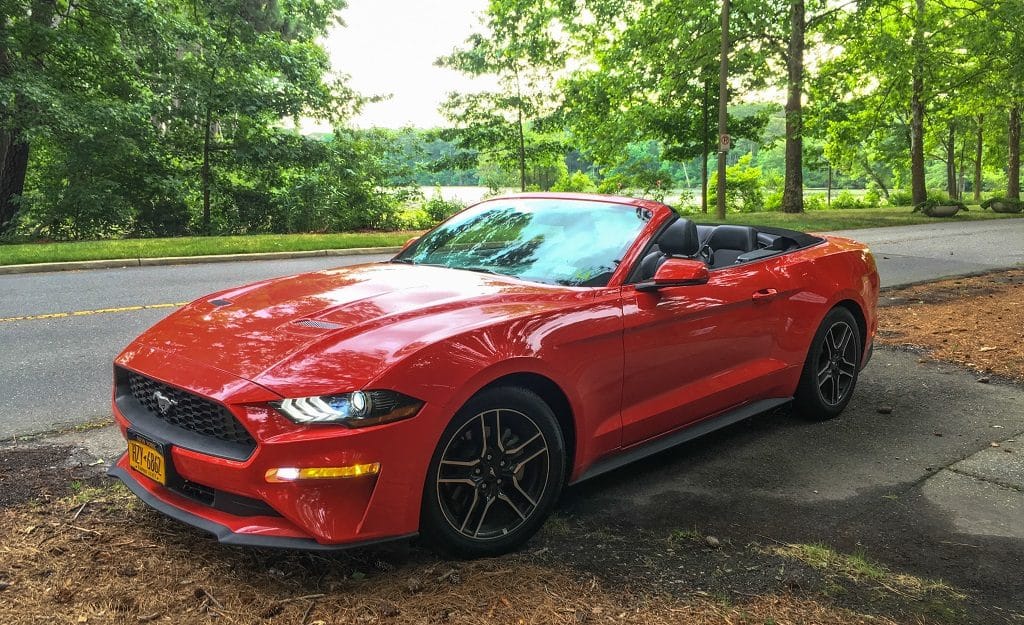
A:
[0,302,189,324]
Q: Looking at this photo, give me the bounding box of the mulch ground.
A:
[0,485,924,625]
[878,269,1024,380]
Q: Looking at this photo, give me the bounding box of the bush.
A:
[804,194,827,211]
[764,190,783,212]
[423,192,465,223]
[863,187,881,208]
[707,154,764,212]
[831,190,864,210]
[888,189,913,206]
[551,171,597,193]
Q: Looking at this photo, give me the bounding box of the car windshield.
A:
[394,198,652,287]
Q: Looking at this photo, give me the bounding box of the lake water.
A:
[426,186,867,208]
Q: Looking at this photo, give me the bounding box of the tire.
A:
[420,386,566,558]
[793,306,862,420]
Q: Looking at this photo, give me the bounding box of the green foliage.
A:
[831,191,864,210]
[804,194,827,211]
[551,171,597,193]
[863,187,882,208]
[889,190,914,207]
[707,155,764,212]
[0,0,425,241]
[423,192,466,223]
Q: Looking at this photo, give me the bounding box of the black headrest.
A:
[707,225,757,252]
[658,218,699,257]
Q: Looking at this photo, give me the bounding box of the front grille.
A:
[176,480,215,506]
[169,479,280,517]
[116,368,256,460]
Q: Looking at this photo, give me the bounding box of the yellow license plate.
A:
[128,438,166,485]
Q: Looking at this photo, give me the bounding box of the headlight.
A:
[271,390,423,427]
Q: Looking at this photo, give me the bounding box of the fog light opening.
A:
[265,463,381,483]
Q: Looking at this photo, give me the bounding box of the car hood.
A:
[129,262,581,392]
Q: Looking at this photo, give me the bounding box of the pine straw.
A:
[0,486,918,625]
[878,269,1024,381]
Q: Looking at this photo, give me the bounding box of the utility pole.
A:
[716,0,730,220]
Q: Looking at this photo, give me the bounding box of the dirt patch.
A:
[0,482,955,625]
[0,446,105,508]
[878,269,1024,380]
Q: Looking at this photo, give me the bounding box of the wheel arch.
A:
[833,298,868,356]
[479,372,577,473]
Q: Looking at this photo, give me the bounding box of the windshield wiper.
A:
[459,266,505,276]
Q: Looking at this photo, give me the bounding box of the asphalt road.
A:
[829,218,1024,287]
[1,217,1022,439]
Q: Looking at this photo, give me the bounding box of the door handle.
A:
[752,288,778,303]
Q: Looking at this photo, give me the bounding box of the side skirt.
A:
[573,397,792,484]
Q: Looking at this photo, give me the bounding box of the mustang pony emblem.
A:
[153,391,177,415]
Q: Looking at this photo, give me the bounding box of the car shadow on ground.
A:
[552,347,1024,622]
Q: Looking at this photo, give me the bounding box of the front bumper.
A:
[108,458,411,550]
[111,346,438,549]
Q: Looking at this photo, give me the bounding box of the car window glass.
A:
[395,199,651,287]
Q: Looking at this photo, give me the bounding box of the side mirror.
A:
[636,258,709,292]
[399,236,419,252]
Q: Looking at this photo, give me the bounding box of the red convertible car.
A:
[110,193,878,557]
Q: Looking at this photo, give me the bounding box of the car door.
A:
[618,262,788,446]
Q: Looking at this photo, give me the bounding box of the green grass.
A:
[682,204,1024,232]
[0,231,423,266]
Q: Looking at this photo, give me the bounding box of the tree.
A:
[436,0,566,192]
[0,0,165,234]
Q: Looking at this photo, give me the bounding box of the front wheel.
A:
[420,386,566,558]
[793,307,862,420]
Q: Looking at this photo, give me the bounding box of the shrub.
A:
[863,187,881,208]
[804,194,827,211]
[764,190,783,212]
[831,190,864,210]
[888,189,913,206]
[707,154,764,212]
[551,171,598,193]
[423,192,465,223]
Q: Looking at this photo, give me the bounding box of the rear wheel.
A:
[421,386,566,558]
[793,307,862,420]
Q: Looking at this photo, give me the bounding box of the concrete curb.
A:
[0,246,402,275]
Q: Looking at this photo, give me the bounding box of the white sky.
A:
[323,0,491,129]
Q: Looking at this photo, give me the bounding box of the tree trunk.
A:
[945,123,957,200]
[516,108,526,192]
[0,136,29,233]
[201,107,213,234]
[781,0,805,213]
[1009,104,1020,200]
[701,76,710,214]
[514,69,527,192]
[909,0,927,205]
[716,0,730,220]
[974,114,983,202]
[827,162,832,208]
[861,156,890,199]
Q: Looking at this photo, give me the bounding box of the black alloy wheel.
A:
[794,306,862,420]
[421,386,565,557]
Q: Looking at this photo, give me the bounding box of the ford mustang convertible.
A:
[110,193,878,557]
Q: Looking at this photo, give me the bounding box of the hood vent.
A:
[293,319,343,330]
